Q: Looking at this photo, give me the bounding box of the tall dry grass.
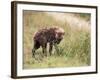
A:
[23,11,91,69]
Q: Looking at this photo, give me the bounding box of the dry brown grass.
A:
[23,11,91,69]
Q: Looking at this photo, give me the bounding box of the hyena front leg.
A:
[49,42,53,56]
[54,43,60,55]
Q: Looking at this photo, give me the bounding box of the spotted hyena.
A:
[32,26,65,57]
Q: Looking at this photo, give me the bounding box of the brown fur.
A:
[32,27,65,57]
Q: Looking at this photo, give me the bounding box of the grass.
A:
[75,13,91,21]
[23,11,91,69]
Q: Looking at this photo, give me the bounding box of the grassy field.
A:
[23,11,91,69]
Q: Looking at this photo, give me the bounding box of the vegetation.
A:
[23,11,91,69]
[75,13,91,21]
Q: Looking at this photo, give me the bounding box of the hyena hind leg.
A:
[32,41,40,57]
[42,43,47,56]
[32,48,36,57]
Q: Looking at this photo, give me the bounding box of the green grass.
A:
[23,11,91,69]
[24,55,87,69]
[75,13,91,21]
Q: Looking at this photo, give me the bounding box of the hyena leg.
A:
[42,43,47,56]
[32,48,36,57]
[32,41,40,57]
[49,43,53,56]
[54,43,60,55]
